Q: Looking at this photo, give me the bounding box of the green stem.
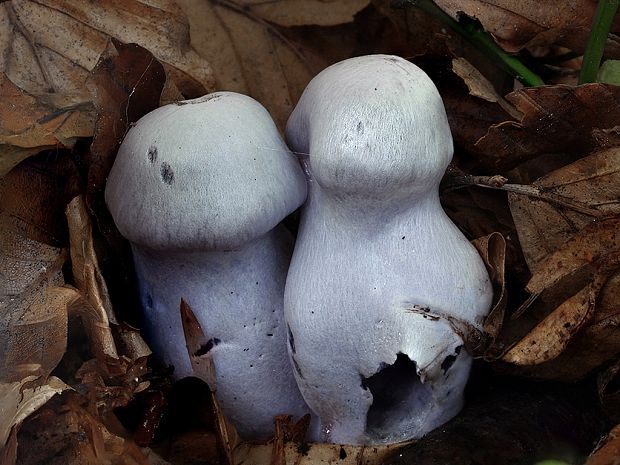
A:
[578,0,620,84]
[400,0,545,86]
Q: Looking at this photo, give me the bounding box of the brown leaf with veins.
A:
[0,376,69,454]
[246,0,369,27]
[510,147,620,271]
[475,84,620,171]
[497,221,620,380]
[0,75,93,175]
[0,0,213,173]
[176,0,366,129]
[0,153,82,383]
[472,232,507,343]
[434,0,620,55]
[16,391,151,465]
[586,424,620,465]
[181,299,240,465]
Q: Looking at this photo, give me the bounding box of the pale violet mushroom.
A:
[105,92,309,438]
[284,55,493,445]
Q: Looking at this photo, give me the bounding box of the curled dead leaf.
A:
[176,0,318,129]
[435,0,609,54]
[526,219,620,297]
[246,0,370,27]
[0,74,93,175]
[510,147,620,271]
[585,424,620,465]
[0,0,214,173]
[452,58,521,119]
[180,299,240,465]
[472,233,507,342]
[16,391,151,465]
[0,375,69,453]
[475,84,620,171]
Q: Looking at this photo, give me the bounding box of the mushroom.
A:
[105,91,309,438]
[284,55,493,445]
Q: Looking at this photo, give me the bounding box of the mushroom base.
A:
[132,225,309,439]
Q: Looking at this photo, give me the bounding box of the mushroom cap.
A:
[286,55,453,200]
[105,92,307,251]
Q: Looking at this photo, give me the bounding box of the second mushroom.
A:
[105,92,310,438]
[284,55,493,445]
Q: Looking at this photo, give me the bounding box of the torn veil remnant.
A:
[105,91,309,438]
[284,55,493,445]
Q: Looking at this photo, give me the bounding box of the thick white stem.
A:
[132,225,308,438]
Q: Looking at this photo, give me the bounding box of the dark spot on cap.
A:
[145,294,153,309]
[160,162,174,184]
[357,121,364,133]
[147,146,157,163]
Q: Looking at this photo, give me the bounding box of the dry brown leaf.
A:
[526,218,619,297]
[246,0,370,27]
[472,232,507,343]
[0,74,93,175]
[66,195,120,370]
[86,40,167,202]
[475,84,620,171]
[67,196,116,324]
[599,360,620,423]
[233,440,408,465]
[0,0,214,172]
[0,376,69,454]
[176,0,319,129]
[451,58,521,119]
[0,154,80,247]
[585,424,620,465]
[509,147,620,271]
[180,299,240,464]
[502,282,596,366]
[0,222,72,382]
[498,228,620,378]
[434,0,615,54]
[16,391,151,465]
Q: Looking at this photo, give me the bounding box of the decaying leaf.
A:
[525,219,619,298]
[176,0,321,129]
[598,360,620,423]
[434,0,614,54]
[0,0,214,172]
[498,221,620,379]
[475,84,620,171]
[244,0,370,27]
[233,440,408,465]
[472,232,507,343]
[180,299,240,465]
[0,74,93,175]
[509,147,620,271]
[452,58,521,119]
[66,195,120,367]
[16,391,151,465]
[0,375,69,453]
[86,40,167,201]
[502,280,597,366]
[585,424,620,465]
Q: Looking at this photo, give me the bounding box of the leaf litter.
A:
[1,0,620,464]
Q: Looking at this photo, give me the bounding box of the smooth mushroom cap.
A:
[286,55,453,201]
[106,92,307,251]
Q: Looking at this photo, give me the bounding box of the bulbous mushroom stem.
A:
[284,55,492,445]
